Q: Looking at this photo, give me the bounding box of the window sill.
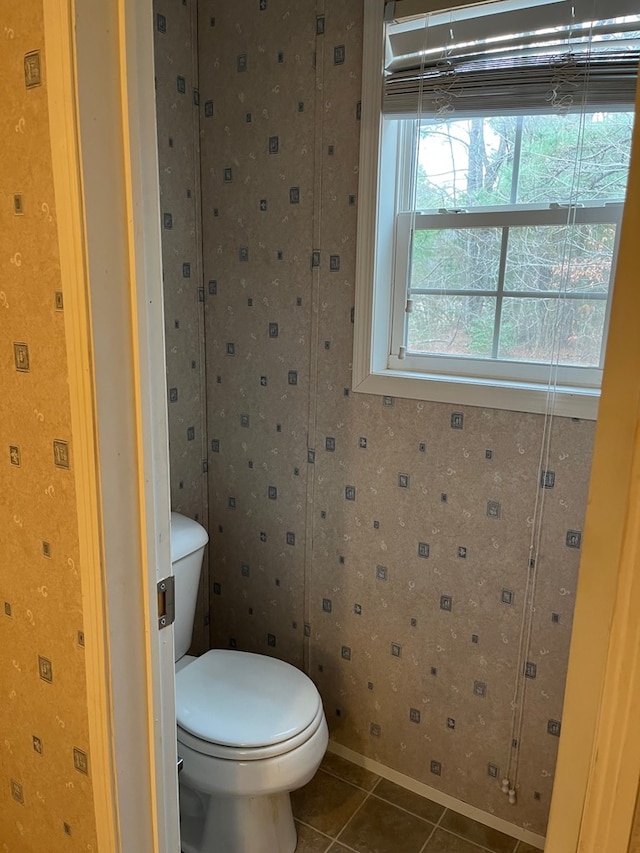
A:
[352,366,599,419]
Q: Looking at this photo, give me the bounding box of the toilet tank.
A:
[170,512,209,661]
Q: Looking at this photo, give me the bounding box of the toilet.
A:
[170,512,328,853]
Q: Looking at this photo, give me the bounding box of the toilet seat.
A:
[176,649,322,758]
[177,702,325,761]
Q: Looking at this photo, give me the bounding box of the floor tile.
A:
[424,828,488,853]
[373,778,445,824]
[439,811,518,853]
[295,820,333,852]
[321,752,380,791]
[515,844,544,852]
[338,796,434,853]
[291,770,368,837]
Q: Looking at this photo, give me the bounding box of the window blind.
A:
[383,0,640,117]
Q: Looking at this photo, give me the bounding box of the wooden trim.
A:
[544,84,640,853]
[45,0,177,848]
[42,2,121,848]
[353,0,386,389]
[353,369,600,418]
[116,0,179,847]
[579,424,640,850]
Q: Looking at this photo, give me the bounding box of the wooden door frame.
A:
[43,0,179,849]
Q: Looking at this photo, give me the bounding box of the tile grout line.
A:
[417,808,521,853]
[332,787,376,848]
[320,766,453,826]
[326,837,361,853]
[293,817,359,853]
[427,824,520,853]
[295,817,340,846]
[316,765,525,853]
[329,772,443,853]
[296,769,382,852]
[418,822,439,853]
[369,792,445,823]
[318,765,383,796]
[418,802,448,853]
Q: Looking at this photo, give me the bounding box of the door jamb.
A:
[44,0,179,849]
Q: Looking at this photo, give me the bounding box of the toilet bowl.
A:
[171,513,328,853]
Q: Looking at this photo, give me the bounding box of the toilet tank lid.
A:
[170,512,209,562]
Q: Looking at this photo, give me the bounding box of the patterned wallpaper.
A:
[153,0,596,837]
[199,0,319,670]
[153,0,210,653]
[0,3,98,849]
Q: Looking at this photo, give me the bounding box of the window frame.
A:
[353,0,629,419]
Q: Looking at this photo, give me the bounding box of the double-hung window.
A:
[353,0,639,417]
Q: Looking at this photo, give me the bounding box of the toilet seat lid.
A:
[175,649,322,748]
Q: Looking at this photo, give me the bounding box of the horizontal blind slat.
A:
[384,0,640,116]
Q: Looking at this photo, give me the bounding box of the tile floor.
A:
[292,753,543,853]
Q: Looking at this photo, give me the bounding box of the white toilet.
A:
[170,512,328,853]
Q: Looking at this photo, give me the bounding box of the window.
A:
[353,0,638,417]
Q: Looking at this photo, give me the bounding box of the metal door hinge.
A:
[157,576,175,630]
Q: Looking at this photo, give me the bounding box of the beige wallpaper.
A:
[0,2,98,849]
[153,0,210,653]
[152,0,596,838]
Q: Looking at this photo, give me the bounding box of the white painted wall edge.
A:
[66,0,179,848]
[71,0,158,845]
[327,741,546,850]
[116,0,180,848]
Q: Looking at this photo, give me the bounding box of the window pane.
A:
[415,117,516,210]
[517,112,633,204]
[410,228,502,292]
[504,224,616,294]
[407,295,496,357]
[498,297,606,366]
[413,112,633,211]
